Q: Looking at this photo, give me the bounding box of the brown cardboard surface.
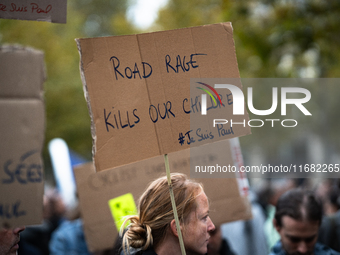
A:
[0,45,45,228]
[74,139,252,252]
[0,0,67,23]
[77,23,251,172]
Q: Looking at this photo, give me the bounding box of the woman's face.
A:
[182,192,215,255]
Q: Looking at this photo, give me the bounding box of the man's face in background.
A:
[0,226,25,255]
[274,216,319,255]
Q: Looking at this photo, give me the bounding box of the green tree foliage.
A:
[154,0,222,30]
[0,0,137,179]
[157,0,340,78]
[156,0,340,166]
[1,0,340,179]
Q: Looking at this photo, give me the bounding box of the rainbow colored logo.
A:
[196,82,222,115]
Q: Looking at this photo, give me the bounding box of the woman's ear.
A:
[170,219,181,237]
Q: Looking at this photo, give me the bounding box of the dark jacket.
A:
[219,239,236,255]
[319,210,340,252]
[269,241,340,255]
[135,248,158,255]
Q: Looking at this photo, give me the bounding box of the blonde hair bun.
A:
[121,173,203,254]
[121,215,152,252]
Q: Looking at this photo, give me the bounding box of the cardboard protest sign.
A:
[0,45,45,227]
[74,139,252,252]
[0,0,67,23]
[76,23,251,172]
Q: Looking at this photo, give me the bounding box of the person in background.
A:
[269,188,340,255]
[49,194,122,255]
[18,188,66,255]
[207,225,236,255]
[318,180,340,252]
[262,179,296,251]
[120,173,215,255]
[49,202,90,255]
[0,225,25,255]
[315,179,338,216]
[221,190,268,255]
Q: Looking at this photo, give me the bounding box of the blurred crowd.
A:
[1,177,339,255]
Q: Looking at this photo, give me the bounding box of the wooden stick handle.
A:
[164,154,186,255]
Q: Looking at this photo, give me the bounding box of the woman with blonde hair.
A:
[120,173,215,255]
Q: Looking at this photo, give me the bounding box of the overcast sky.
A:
[127,0,168,29]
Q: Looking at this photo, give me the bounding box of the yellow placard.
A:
[108,193,137,231]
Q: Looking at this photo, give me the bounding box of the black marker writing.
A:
[110,56,152,80]
[165,53,207,73]
[2,150,43,185]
